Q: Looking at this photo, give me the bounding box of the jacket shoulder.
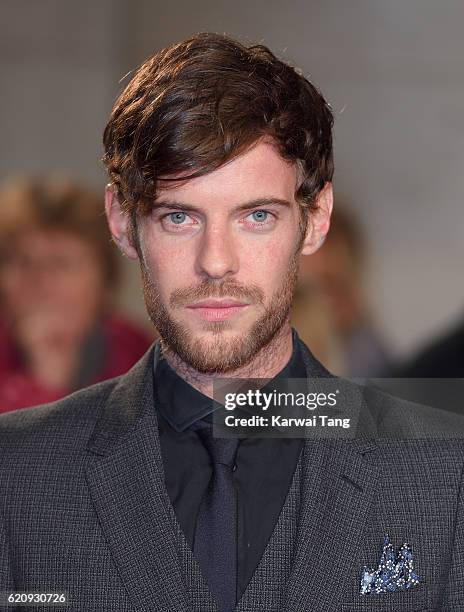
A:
[0,376,121,457]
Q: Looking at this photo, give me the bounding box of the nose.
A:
[195,222,239,280]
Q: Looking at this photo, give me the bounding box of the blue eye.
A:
[251,210,268,222]
[169,212,187,224]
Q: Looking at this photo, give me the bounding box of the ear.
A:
[300,182,333,256]
[104,184,139,260]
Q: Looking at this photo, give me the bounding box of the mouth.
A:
[186,299,250,322]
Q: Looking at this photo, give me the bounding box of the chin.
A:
[184,313,248,333]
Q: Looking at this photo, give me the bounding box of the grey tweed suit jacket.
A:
[1,337,464,611]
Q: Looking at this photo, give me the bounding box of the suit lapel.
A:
[284,338,381,611]
[283,438,380,610]
[84,346,193,612]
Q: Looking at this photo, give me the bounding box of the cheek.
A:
[141,231,196,293]
[239,239,296,292]
[0,272,35,314]
[142,252,182,301]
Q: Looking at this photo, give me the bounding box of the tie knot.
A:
[197,427,239,468]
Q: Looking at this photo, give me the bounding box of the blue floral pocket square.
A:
[360,535,421,595]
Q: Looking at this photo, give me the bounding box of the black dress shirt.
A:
[154,329,307,600]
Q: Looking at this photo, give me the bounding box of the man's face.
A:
[107,141,331,373]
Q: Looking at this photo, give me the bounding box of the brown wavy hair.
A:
[0,177,119,290]
[103,32,334,222]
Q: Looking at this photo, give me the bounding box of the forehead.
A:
[156,141,298,206]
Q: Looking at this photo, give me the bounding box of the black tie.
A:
[193,427,240,612]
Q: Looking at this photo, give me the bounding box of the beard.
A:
[140,252,300,374]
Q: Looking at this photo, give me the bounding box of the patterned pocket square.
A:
[360,535,421,595]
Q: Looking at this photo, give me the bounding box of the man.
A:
[1,32,464,612]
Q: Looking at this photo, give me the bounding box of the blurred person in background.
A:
[0,178,153,412]
[290,281,344,374]
[296,206,391,377]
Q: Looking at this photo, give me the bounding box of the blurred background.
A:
[1,0,464,411]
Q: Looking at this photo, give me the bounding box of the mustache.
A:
[169,280,265,308]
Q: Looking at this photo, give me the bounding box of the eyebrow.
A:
[149,197,292,213]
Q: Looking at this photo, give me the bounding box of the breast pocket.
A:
[340,585,430,611]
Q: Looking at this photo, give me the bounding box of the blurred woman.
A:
[0,178,153,412]
[296,206,391,377]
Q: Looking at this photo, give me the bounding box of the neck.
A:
[161,319,294,398]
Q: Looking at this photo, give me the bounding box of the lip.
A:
[186,299,249,321]
[188,299,249,308]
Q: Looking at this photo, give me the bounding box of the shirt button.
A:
[232,463,237,472]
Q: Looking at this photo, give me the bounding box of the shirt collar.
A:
[153,328,307,432]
